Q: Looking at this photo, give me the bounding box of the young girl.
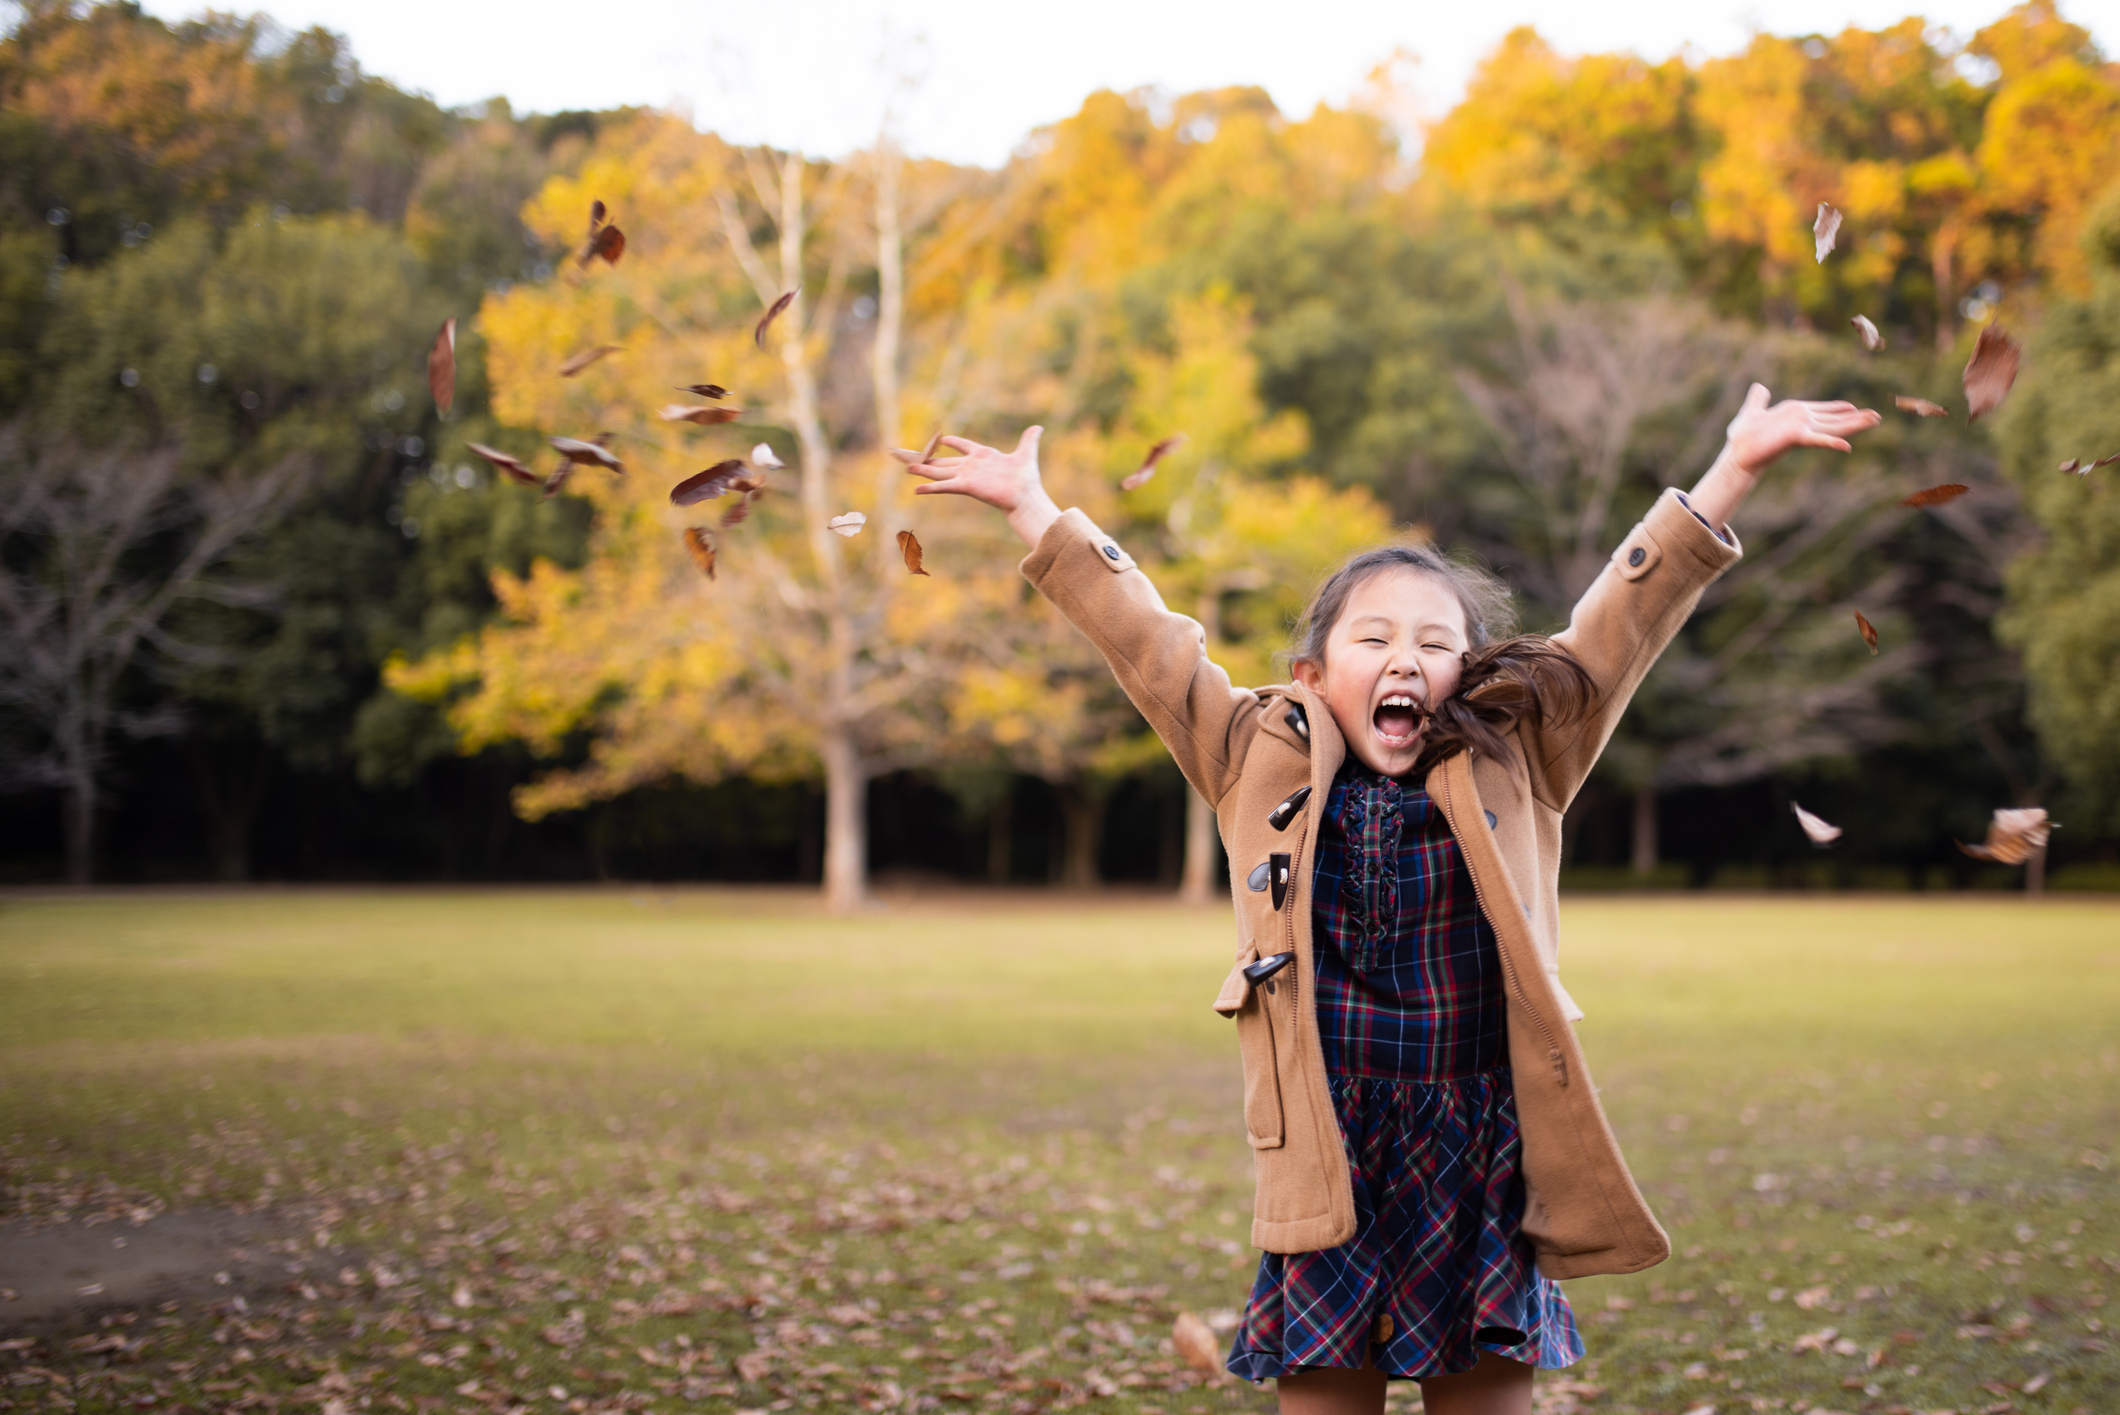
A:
[909,384,1879,1415]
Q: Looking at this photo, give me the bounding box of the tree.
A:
[1996,183,2120,833]
[0,426,304,881]
[1455,285,1914,871]
[393,117,1001,908]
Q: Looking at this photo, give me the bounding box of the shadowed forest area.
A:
[2,1,2120,898]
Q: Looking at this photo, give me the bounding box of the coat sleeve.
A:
[1526,488,1744,811]
[1020,509,1261,809]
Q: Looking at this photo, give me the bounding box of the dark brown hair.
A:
[1286,544,1594,773]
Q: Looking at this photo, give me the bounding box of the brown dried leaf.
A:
[1792,802,1843,847]
[754,289,797,349]
[588,199,606,231]
[1853,610,1878,655]
[827,512,867,537]
[897,528,930,576]
[674,384,730,399]
[559,345,622,377]
[658,404,743,425]
[2097,453,2120,468]
[1850,315,1883,352]
[466,442,540,488]
[1893,396,1949,418]
[549,437,623,471]
[720,492,759,528]
[1900,483,1969,508]
[427,317,456,414]
[1813,203,1842,263]
[1120,433,1187,491]
[1171,1312,1221,1376]
[2060,458,2085,474]
[1956,807,2054,866]
[682,528,716,580]
[1963,323,2021,422]
[542,465,572,499]
[580,223,625,267]
[671,461,750,506]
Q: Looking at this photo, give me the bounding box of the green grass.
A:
[2,889,2117,1415]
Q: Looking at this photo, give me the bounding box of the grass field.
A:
[2,889,2117,1415]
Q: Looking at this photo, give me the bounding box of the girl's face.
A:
[1291,567,1469,779]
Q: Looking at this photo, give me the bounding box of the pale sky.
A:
[126,0,2120,167]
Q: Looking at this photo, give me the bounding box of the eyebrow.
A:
[1344,615,1462,637]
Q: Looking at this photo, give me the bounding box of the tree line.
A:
[2,0,2116,895]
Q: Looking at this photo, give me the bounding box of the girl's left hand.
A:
[1723,382,1882,474]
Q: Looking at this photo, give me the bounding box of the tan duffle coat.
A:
[1021,487,1742,1280]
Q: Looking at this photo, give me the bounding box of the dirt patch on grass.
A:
[0,1207,327,1331]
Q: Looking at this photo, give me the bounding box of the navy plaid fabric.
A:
[1227,762,1583,1382]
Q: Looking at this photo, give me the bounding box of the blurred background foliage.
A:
[1,0,2117,892]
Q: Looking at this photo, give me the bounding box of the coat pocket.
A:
[1235,986,1286,1149]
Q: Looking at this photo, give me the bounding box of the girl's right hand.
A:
[906,426,1062,547]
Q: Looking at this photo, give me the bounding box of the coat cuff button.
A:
[1627,546,1646,567]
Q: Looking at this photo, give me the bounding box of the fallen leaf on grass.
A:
[450,1283,473,1309]
[751,443,784,470]
[671,461,752,506]
[467,442,540,487]
[559,345,622,377]
[1900,483,1969,508]
[428,318,455,414]
[1121,434,1186,491]
[675,383,730,399]
[1850,315,1883,351]
[827,512,867,537]
[682,529,716,580]
[1171,1312,1221,1376]
[1814,202,1842,263]
[1894,395,1949,418]
[1956,807,2054,865]
[550,436,623,471]
[733,1351,772,1383]
[1964,323,2021,421]
[755,289,797,349]
[659,404,743,425]
[897,528,930,575]
[2022,1371,2051,1394]
[1793,802,1843,847]
[1853,610,1878,655]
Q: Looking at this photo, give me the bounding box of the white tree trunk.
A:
[1180,784,1219,903]
[821,730,868,910]
[1630,784,1659,876]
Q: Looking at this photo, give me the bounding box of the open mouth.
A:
[1372,693,1424,749]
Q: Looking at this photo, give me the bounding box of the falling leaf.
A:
[580,223,625,267]
[542,466,572,500]
[671,460,750,506]
[559,345,622,377]
[427,317,456,415]
[2060,458,2085,474]
[897,528,930,575]
[2098,453,2120,468]
[674,384,730,399]
[1956,807,2055,865]
[1850,315,1883,352]
[1792,802,1843,847]
[682,528,716,580]
[751,442,785,471]
[1171,1312,1221,1377]
[1813,202,1842,263]
[588,200,606,231]
[1963,323,2021,422]
[1854,610,1878,655]
[1121,433,1187,491]
[549,437,623,472]
[1894,396,1949,418]
[466,442,540,488]
[1900,483,1969,508]
[887,430,945,465]
[720,492,760,528]
[658,404,744,425]
[754,289,797,349]
[827,512,867,537]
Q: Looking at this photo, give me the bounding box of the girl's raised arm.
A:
[1683,383,1882,533]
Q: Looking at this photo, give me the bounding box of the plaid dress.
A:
[1226,761,1584,1382]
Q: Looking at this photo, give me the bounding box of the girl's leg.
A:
[1416,1352,1534,1415]
[1275,1361,1387,1415]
